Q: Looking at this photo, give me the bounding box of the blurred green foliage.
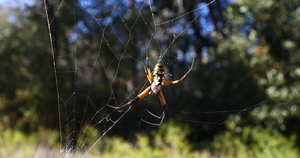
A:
[74,121,300,157]
[213,126,299,158]
[0,3,57,132]
[97,121,193,158]
[0,0,300,157]
[0,127,59,158]
[0,121,297,157]
[212,116,299,158]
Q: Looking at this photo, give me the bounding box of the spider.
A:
[117,34,194,126]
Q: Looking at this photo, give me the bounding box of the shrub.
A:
[212,120,299,158]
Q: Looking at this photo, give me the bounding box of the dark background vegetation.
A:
[1,0,300,157]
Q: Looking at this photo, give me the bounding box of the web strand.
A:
[43,0,62,152]
[44,0,241,156]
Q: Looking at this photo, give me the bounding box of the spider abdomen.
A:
[153,63,166,85]
[151,63,166,94]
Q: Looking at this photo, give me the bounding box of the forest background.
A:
[0,0,300,157]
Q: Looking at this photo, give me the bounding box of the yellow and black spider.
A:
[118,34,194,126]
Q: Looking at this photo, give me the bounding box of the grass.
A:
[0,121,298,158]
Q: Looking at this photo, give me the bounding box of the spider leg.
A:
[141,110,165,126]
[162,66,192,85]
[157,89,167,111]
[146,66,153,84]
[141,90,167,126]
[114,86,151,112]
[145,34,155,84]
[163,64,193,85]
[163,52,195,85]
[163,80,179,85]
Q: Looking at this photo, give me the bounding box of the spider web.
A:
[44,0,292,157]
[44,0,213,155]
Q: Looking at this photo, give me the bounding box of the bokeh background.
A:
[0,0,300,157]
